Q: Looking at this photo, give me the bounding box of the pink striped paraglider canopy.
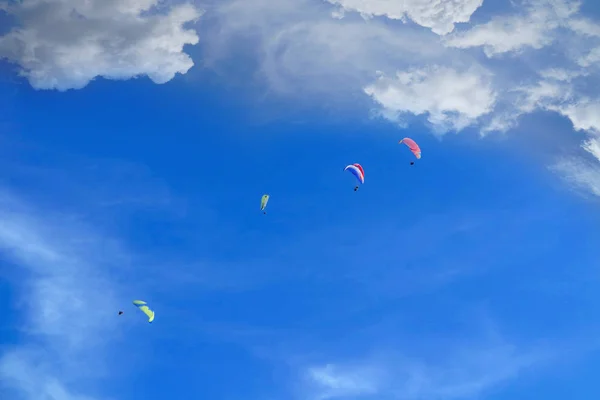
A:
[399,138,421,159]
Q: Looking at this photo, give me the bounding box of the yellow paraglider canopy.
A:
[132,300,155,323]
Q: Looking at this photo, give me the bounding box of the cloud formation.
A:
[0,0,202,90]
[302,340,544,400]
[198,0,600,197]
[200,0,599,131]
[0,189,128,400]
[1,0,598,138]
[326,0,484,35]
[364,65,496,131]
[2,0,600,196]
[444,0,580,56]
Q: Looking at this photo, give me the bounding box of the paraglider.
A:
[260,194,269,214]
[399,138,421,165]
[132,300,155,323]
[344,163,364,191]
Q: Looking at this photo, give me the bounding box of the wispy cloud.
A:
[1,152,180,214]
[306,363,382,400]
[551,157,600,198]
[0,187,133,399]
[1,350,97,400]
[299,329,549,400]
[444,0,580,56]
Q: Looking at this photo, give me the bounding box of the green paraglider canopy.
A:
[260,194,269,213]
[133,300,155,323]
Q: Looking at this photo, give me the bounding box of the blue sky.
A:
[1,0,600,400]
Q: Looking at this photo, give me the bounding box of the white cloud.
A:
[0,189,129,399]
[200,0,462,99]
[491,62,600,197]
[583,137,600,161]
[513,78,600,134]
[364,65,496,132]
[476,78,572,133]
[1,351,96,400]
[549,100,600,133]
[202,0,598,139]
[3,0,600,199]
[549,135,600,198]
[444,0,580,56]
[538,67,586,81]
[577,46,600,67]
[302,341,545,400]
[307,363,382,400]
[568,16,600,37]
[552,157,600,197]
[516,80,572,114]
[567,17,600,67]
[0,0,202,90]
[325,0,484,35]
